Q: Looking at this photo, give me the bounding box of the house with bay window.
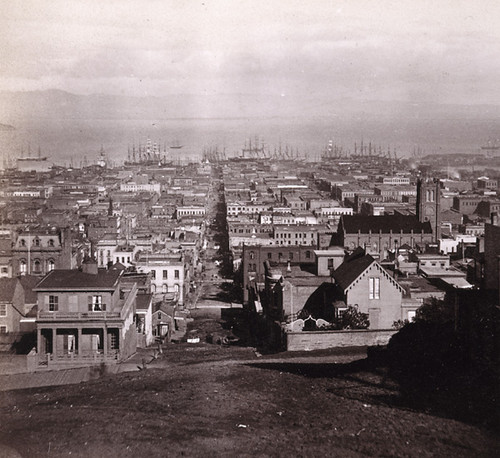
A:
[32,261,137,369]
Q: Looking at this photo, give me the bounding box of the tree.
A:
[339,305,370,329]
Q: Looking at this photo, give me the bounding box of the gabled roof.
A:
[111,262,127,271]
[333,253,376,290]
[34,269,122,291]
[18,275,39,303]
[341,215,432,234]
[0,278,19,302]
[333,251,404,294]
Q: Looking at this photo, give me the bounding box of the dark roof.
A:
[136,293,153,311]
[111,262,126,271]
[153,302,175,315]
[0,278,19,302]
[34,269,122,291]
[333,253,376,290]
[341,215,432,234]
[17,275,39,303]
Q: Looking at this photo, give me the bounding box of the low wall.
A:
[286,329,397,351]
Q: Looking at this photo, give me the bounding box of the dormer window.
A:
[48,239,54,247]
[20,239,26,247]
[34,238,40,247]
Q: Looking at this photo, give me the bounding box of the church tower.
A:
[416,178,441,242]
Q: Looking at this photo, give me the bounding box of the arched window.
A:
[34,238,40,247]
[20,260,27,274]
[48,239,54,247]
[173,284,179,293]
[48,259,55,271]
[249,251,255,260]
[20,239,26,247]
[33,259,41,273]
[162,284,168,294]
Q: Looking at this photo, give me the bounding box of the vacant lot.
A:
[0,320,498,457]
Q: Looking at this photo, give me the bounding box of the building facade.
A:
[33,263,138,368]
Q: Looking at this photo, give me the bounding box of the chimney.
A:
[491,212,499,226]
[82,258,98,275]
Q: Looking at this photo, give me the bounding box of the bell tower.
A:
[417,178,441,242]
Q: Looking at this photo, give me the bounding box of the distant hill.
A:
[0,89,499,122]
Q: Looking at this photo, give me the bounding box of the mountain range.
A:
[1,89,500,122]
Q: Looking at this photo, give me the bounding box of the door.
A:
[368,308,380,329]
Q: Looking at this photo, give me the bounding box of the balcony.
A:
[37,310,121,321]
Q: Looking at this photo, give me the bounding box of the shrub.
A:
[339,305,370,329]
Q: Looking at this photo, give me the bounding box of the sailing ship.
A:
[170,140,183,149]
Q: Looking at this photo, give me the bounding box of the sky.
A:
[1,0,500,105]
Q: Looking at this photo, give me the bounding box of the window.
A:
[34,238,40,246]
[20,239,26,247]
[88,295,104,311]
[49,295,59,311]
[305,250,311,259]
[267,252,272,260]
[327,258,334,269]
[336,307,348,319]
[33,259,41,273]
[48,239,54,247]
[110,332,119,350]
[162,284,167,293]
[1,267,7,274]
[289,252,294,260]
[174,270,180,279]
[249,251,255,260]
[0,304,6,316]
[151,270,156,279]
[369,277,380,300]
[48,259,55,271]
[20,260,27,274]
[163,270,168,279]
[408,310,416,322]
[0,326,6,334]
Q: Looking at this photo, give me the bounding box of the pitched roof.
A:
[18,275,39,303]
[34,269,122,291]
[0,278,19,302]
[341,215,432,234]
[136,293,153,311]
[333,253,376,290]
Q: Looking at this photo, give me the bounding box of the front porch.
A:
[33,325,123,370]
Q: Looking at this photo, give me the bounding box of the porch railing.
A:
[37,311,121,321]
[38,350,120,366]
